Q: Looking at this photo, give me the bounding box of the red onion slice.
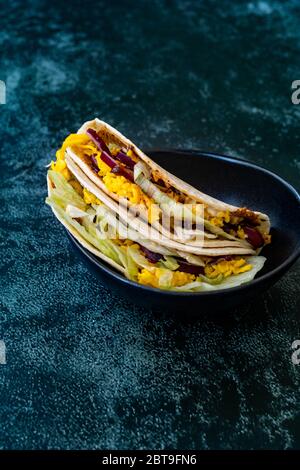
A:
[86,128,134,182]
[244,226,264,248]
[140,246,164,263]
[115,151,135,170]
[90,155,99,173]
[111,164,134,182]
[176,261,204,275]
[86,128,111,154]
[99,150,118,169]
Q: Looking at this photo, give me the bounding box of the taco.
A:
[50,119,270,251]
[46,119,271,292]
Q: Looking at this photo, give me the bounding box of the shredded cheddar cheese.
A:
[237,226,246,239]
[205,209,248,240]
[69,179,83,195]
[51,134,90,181]
[83,188,101,205]
[138,268,196,288]
[205,258,252,279]
[56,133,90,160]
[207,210,230,227]
[50,159,71,181]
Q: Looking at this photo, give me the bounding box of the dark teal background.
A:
[0,0,300,449]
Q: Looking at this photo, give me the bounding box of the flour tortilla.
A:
[64,156,255,257]
[65,121,268,250]
[75,118,270,236]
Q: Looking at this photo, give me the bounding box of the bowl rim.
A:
[68,149,300,297]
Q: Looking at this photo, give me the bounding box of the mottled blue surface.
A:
[0,0,300,450]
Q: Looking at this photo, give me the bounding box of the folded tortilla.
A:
[64,119,270,248]
[45,118,271,291]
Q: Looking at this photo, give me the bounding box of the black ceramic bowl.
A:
[68,150,300,313]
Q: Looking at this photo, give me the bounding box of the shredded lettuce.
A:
[171,256,266,291]
[158,270,173,288]
[159,256,179,271]
[126,251,139,280]
[134,164,195,222]
[127,245,156,271]
[66,204,89,218]
[48,171,86,210]
[47,198,123,266]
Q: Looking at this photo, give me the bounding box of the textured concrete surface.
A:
[0,0,300,449]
